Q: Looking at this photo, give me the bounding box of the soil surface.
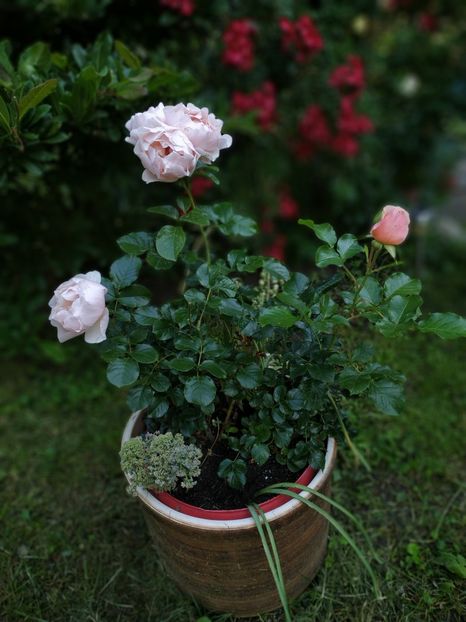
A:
[172,441,297,510]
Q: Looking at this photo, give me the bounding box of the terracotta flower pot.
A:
[121,410,337,617]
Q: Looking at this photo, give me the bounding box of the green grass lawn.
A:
[1,331,465,621]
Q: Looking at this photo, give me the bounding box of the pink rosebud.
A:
[370,205,410,245]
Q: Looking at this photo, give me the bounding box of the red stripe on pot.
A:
[154,465,316,520]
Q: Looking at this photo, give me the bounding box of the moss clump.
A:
[120,432,202,496]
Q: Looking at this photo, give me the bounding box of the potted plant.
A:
[48,102,466,618]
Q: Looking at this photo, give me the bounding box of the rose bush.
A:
[50,103,466,497]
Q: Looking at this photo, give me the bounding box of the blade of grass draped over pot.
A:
[259,485,382,599]
[248,503,292,622]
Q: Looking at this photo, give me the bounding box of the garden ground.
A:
[1,288,465,622]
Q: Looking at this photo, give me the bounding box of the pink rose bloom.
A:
[370,205,410,245]
[49,271,109,343]
[182,103,232,163]
[125,103,232,183]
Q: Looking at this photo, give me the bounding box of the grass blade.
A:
[248,504,292,622]
[262,488,381,598]
[259,482,381,564]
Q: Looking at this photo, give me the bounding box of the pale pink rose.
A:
[125,103,232,183]
[49,271,109,343]
[181,103,232,163]
[370,205,410,245]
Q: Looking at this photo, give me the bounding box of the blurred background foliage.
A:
[1,0,466,359]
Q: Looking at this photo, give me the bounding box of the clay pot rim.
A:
[121,410,337,531]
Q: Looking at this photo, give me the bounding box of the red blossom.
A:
[330,133,360,157]
[418,12,438,32]
[278,190,299,219]
[279,15,323,63]
[330,97,373,158]
[160,0,194,16]
[299,105,332,145]
[222,19,256,72]
[190,176,214,198]
[329,55,365,97]
[232,82,277,131]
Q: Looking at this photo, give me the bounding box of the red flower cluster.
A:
[278,189,299,219]
[329,55,365,98]
[296,95,373,160]
[279,15,323,63]
[295,105,331,159]
[232,82,277,131]
[418,12,438,33]
[159,0,194,16]
[222,19,256,72]
[190,176,214,198]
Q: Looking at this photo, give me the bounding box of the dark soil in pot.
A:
[143,412,297,510]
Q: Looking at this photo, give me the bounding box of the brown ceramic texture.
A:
[125,411,337,617]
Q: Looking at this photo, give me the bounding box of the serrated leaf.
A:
[368,379,404,416]
[219,299,244,318]
[146,251,174,270]
[117,232,153,256]
[298,219,337,246]
[251,443,270,466]
[19,79,57,119]
[106,358,139,387]
[156,225,186,261]
[118,284,151,307]
[337,234,364,262]
[184,376,216,407]
[315,246,342,267]
[217,458,247,489]
[384,273,422,298]
[418,312,466,340]
[263,259,290,281]
[131,344,158,363]
[259,307,296,328]
[110,256,142,288]
[181,208,210,227]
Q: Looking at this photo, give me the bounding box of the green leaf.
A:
[106,358,139,388]
[115,40,141,70]
[199,360,227,379]
[251,443,270,466]
[315,246,342,267]
[339,368,371,395]
[439,552,466,579]
[151,399,169,418]
[118,284,151,307]
[259,307,296,328]
[117,232,153,256]
[337,234,364,262]
[110,256,142,288]
[181,208,209,227]
[418,312,466,340]
[167,357,195,372]
[219,299,244,318]
[263,259,290,281]
[237,363,262,389]
[131,344,158,364]
[357,277,381,306]
[156,225,186,261]
[134,306,158,326]
[217,458,247,489]
[147,205,179,219]
[146,251,174,270]
[368,379,404,416]
[384,273,422,299]
[0,95,10,132]
[298,219,337,246]
[184,289,205,304]
[127,386,154,411]
[19,79,57,120]
[184,376,216,407]
[151,373,170,392]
